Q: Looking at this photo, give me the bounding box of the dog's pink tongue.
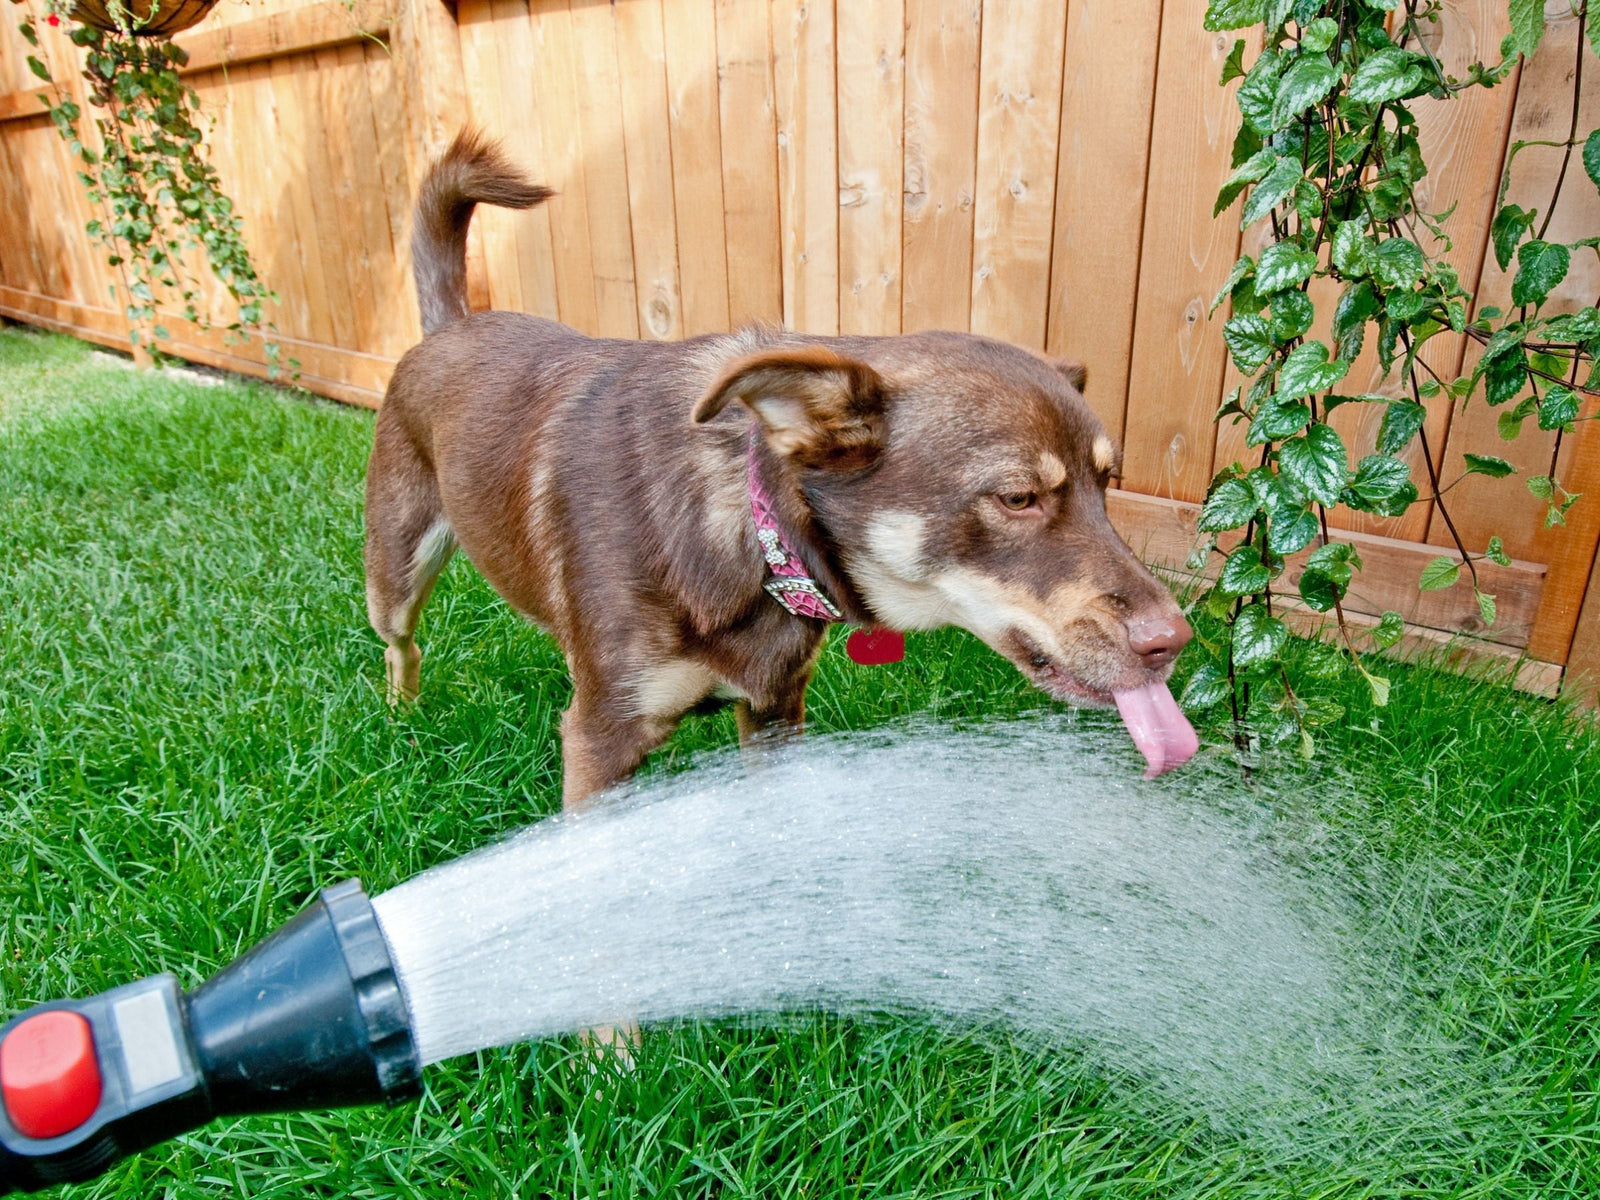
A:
[1113,682,1199,778]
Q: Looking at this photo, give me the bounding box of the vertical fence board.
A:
[1046,0,1162,440]
[713,0,782,326]
[567,0,639,338]
[326,44,399,352]
[836,0,904,336]
[614,0,684,341]
[528,0,601,332]
[968,1,1067,350]
[294,55,363,349]
[662,0,731,334]
[395,0,484,312]
[459,0,527,312]
[250,61,318,344]
[901,0,980,334]
[364,39,426,350]
[771,0,838,335]
[488,0,560,322]
[1122,4,1244,502]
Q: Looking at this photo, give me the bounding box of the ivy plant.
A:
[11,0,282,371]
[1189,0,1598,755]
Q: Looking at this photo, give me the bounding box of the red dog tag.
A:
[846,628,905,665]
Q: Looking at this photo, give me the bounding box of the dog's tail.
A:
[412,129,552,336]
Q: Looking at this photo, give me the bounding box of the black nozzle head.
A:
[0,880,419,1195]
[189,878,420,1114]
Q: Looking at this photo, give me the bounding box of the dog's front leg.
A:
[734,683,807,749]
[558,698,675,812]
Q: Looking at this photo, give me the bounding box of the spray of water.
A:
[373,716,1499,1155]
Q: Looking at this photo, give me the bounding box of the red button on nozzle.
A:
[1,1010,103,1139]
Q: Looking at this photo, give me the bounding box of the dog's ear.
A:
[692,346,887,471]
[1050,357,1087,392]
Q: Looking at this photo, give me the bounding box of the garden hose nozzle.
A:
[0,880,419,1195]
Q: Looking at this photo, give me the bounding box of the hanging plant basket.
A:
[71,0,219,37]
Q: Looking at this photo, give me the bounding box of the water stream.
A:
[373,716,1493,1152]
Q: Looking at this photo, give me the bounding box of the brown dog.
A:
[365,132,1196,811]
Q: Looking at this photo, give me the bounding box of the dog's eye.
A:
[999,491,1037,512]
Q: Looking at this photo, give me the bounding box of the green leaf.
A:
[1527,474,1554,499]
[1331,222,1376,275]
[27,55,50,82]
[1220,38,1249,85]
[1377,400,1426,455]
[1236,50,1283,136]
[1210,253,1255,315]
[1306,540,1359,582]
[1279,423,1348,505]
[1205,0,1265,30]
[1584,130,1600,197]
[1462,453,1516,478]
[1300,16,1338,53]
[1241,156,1302,226]
[1180,662,1232,710]
[1547,492,1582,527]
[1475,589,1497,626]
[1198,476,1260,531]
[1418,555,1462,591]
[1298,567,1342,612]
[1278,340,1350,400]
[1538,384,1579,431]
[1347,47,1426,105]
[1372,610,1405,649]
[1270,289,1315,341]
[1346,454,1414,513]
[1484,349,1528,406]
[1485,536,1511,567]
[1491,204,1535,272]
[1332,280,1379,359]
[1511,240,1570,308]
[1220,545,1274,596]
[1255,241,1318,294]
[1508,0,1545,57]
[1214,148,1277,217]
[1301,697,1345,727]
[1363,668,1392,707]
[1272,55,1338,129]
[1481,326,1524,363]
[1223,314,1275,372]
[1267,503,1320,554]
[1248,396,1313,445]
[1373,238,1426,290]
[1231,604,1289,668]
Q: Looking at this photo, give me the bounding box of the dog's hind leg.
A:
[365,418,455,704]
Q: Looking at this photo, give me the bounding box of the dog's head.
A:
[694,334,1196,710]
[692,333,1192,707]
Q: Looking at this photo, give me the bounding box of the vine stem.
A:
[1401,328,1482,590]
[1534,1,1586,242]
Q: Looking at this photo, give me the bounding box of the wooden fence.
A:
[2,0,1598,701]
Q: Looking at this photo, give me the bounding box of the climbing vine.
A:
[1185,0,1600,754]
[11,0,281,370]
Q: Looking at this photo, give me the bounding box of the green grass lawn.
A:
[1,324,1596,1197]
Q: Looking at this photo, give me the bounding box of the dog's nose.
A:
[1126,612,1192,668]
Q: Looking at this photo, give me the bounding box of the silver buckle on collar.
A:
[764,576,844,620]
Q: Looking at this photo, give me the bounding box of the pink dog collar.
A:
[747,428,844,621]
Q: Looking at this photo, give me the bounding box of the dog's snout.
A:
[1125,612,1191,668]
